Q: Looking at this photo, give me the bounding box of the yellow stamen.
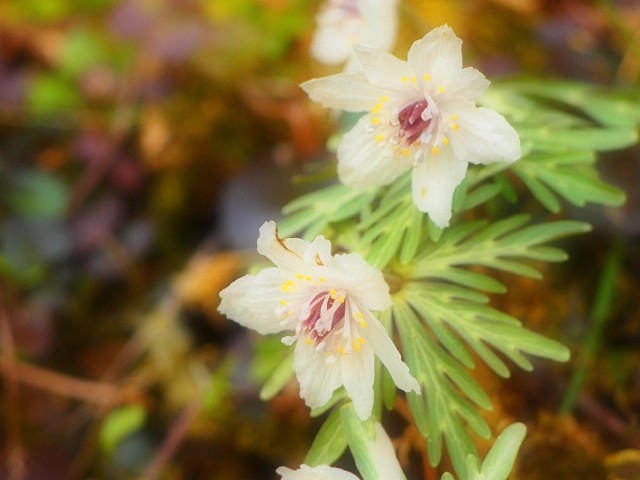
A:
[424,74,431,81]
[442,136,449,146]
[438,85,445,93]
[452,123,459,131]
[281,280,295,292]
[432,146,440,155]
[371,116,381,125]
[420,187,428,197]
[306,337,313,345]
[401,76,408,82]
[375,134,384,143]
[279,299,288,306]
[401,148,410,156]
[360,320,367,328]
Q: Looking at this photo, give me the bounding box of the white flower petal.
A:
[448,104,522,165]
[439,67,489,101]
[310,24,353,66]
[340,340,375,420]
[359,0,400,54]
[257,221,332,275]
[338,115,412,189]
[370,423,405,480]
[300,74,391,112]
[294,341,343,410]
[277,464,360,480]
[327,253,392,311]
[407,24,462,84]
[361,312,420,394]
[218,268,288,335]
[411,149,468,228]
[352,45,414,90]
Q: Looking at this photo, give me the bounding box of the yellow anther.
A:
[318,277,325,282]
[281,280,295,292]
[338,295,345,303]
[424,74,431,81]
[375,134,384,143]
[442,136,449,146]
[360,320,367,328]
[401,148,410,156]
[306,337,313,345]
[338,346,345,355]
[356,312,363,318]
[401,76,408,82]
[279,299,288,306]
[420,187,428,197]
[358,337,365,344]
[410,76,417,83]
[371,116,381,125]
[432,146,440,155]
[451,113,459,120]
[380,95,388,102]
[371,103,381,114]
[438,85,445,93]
[352,340,362,352]
[452,123,459,131]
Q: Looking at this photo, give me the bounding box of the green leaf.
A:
[441,423,527,480]
[339,406,407,480]
[393,302,490,476]
[305,408,348,467]
[512,151,626,211]
[60,28,107,77]
[279,183,377,239]
[359,174,425,268]
[99,405,146,454]
[409,215,591,282]
[258,348,294,401]
[2,170,67,218]
[27,74,82,116]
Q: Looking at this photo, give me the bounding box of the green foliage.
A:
[305,408,348,467]
[441,423,527,480]
[100,405,147,455]
[482,80,636,213]
[1,169,68,218]
[275,78,640,478]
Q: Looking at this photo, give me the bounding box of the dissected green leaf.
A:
[279,183,377,239]
[441,423,527,480]
[409,215,591,281]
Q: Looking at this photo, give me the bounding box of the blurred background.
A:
[0,0,639,478]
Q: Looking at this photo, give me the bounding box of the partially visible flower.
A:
[218,221,419,420]
[277,422,405,480]
[301,25,521,227]
[310,0,399,72]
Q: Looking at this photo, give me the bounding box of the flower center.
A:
[397,99,434,145]
[300,290,346,344]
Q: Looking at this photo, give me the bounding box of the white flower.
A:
[276,464,360,480]
[218,221,419,420]
[310,0,399,72]
[301,24,522,228]
[276,422,405,480]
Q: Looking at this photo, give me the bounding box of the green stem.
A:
[559,239,622,413]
